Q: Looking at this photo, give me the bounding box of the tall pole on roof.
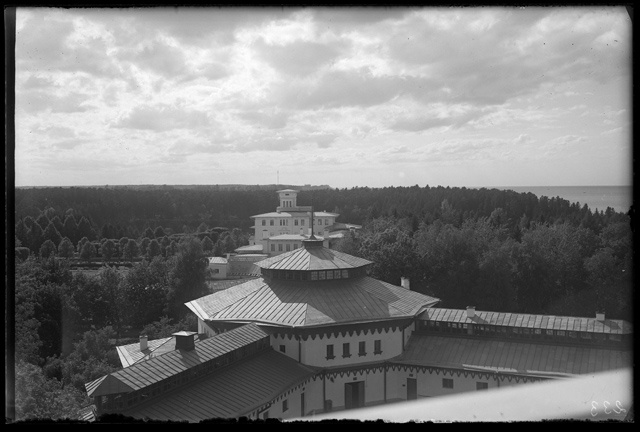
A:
[310,192,316,240]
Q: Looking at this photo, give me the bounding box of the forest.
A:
[10,184,633,421]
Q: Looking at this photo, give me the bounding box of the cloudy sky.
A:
[14,6,632,188]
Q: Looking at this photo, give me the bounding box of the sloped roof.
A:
[116,336,177,368]
[251,211,338,218]
[393,334,632,378]
[235,244,264,253]
[185,277,440,328]
[86,324,268,397]
[208,257,228,265]
[420,308,632,335]
[254,246,371,271]
[121,349,316,421]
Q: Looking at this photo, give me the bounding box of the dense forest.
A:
[10,184,634,420]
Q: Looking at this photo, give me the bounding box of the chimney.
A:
[596,311,605,322]
[226,253,230,260]
[400,277,410,290]
[173,331,197,351]
[139,334,148,351]
[466,306,476,319]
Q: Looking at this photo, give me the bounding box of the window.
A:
[325,219,329,225]
[270,220,274,226]
[442,378,454,389]
[342,343,351,358]
[358,341,366,356]
[342,270,349,278]
[213,268,219,274]
[310,271,318,280]
[556,330,566,337]
[334,270,341,279]
[301,219,305,225]
[477,382,488,390]
[295,219,299,226]
[293,243,298,249]
[374,340,382,355]
[326,344,335,360]
[318,271,326,280]
[326,270,333,280]
[318,219,323,225]
[262,220,266,226]
[280,345,286,353]
[286,244,290,251]
[282,399,288,412]
[278,244,283,251]
[271,244,275,252]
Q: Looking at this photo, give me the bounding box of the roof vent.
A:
[466,306,476,319]
[400,277,410,290]
[173,331,197,351]
[596,311,605,322]
[139,334,148,351]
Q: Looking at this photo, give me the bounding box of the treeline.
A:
[335,213,632,322]
[13,237,210,421]
[14,204,250,264]
[15,185,629,240]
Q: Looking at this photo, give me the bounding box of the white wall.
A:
[271,334,300,361]
[324,369,386,411]
[388,367,503,400]
[299,327,405,368]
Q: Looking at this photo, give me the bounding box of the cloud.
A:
[277,67,436,109]
[113,105,210,131]
[119,40,189,78]
[237,109,289,129]
[19,90,93,114]
[253,37,346,77]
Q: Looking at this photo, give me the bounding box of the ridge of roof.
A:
[86,323,269,397]
[187,276,440,328]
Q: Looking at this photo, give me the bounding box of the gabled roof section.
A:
[420,308,632,335]
[116,336,176,368]
[185,277,440,328]
[122,349,316,421]
[254,247,372,271]
[86,324,269,397]
[394,334,632,378]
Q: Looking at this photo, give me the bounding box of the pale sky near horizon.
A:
[13,6,632,189]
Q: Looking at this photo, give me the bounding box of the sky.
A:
[13,6,632,189]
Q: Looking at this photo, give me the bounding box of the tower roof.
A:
[254,244,372,271]
[186,276,439,328]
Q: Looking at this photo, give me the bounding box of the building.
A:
[83,236,632,422]
[249,189,359,256]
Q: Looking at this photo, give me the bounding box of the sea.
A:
[493,186,633,214]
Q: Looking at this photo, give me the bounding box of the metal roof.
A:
[121,349,316,422]
[251,211,339,218]
[208,257,228,264]
[420,308,632,335]
[394,335,632,378]
[185,277,440,327]
[86,324,268,397]
[254,247,372,271]
[235,244,264,253]
[116,336,180,368]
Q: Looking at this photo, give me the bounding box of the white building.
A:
[250,189,343,255]
[85,238,632,422]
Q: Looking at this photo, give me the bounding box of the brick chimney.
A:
[139,334,148,351]
[400,277,410,290]
[173,331,197,351]
[596,311,605,322]
[466,306,476,319]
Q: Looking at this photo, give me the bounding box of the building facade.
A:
[84,236,632,422]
